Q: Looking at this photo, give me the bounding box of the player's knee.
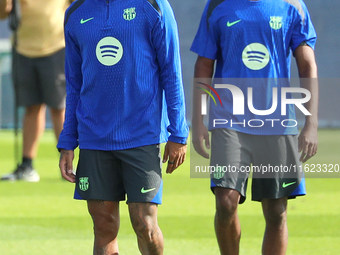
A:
[215,188,239,215]
[131,216,158,243]
[263,199,287,227]
[265,212,286,228]
[89,208,119,238]
[215,194,238,220]
[93,216,119,238]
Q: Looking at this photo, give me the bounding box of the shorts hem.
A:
[210,185,246,204]
[251,193,306,202]
[126,200,162,205]
[74,192,126,202]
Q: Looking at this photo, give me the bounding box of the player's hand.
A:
[59,149,76,183]
[192,122,210,159]
[162,141,187,174]
[298,126,318,162]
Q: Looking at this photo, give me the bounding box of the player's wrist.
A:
[168,136,187,145]
[192,116,204,125]
[304,117,318,129]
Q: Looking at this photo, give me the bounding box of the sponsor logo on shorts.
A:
[282,181,296,188]
[141,187,156,193]
[79,177,89,191]
[213,166,225,180]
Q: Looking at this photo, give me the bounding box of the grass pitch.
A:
[0,129,339,254]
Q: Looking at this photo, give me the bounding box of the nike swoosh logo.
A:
[227,20,241,27]
[80,17,94,24]
[141,187,156,194]
[282,182,296,188]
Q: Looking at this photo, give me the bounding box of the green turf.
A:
[0,129,339,254]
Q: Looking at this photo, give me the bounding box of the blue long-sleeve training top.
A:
[57,0,188,151]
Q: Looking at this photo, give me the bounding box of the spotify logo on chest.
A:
[242,43,270,70]
[96,37,123,66]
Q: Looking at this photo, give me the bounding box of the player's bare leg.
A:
[50,107,65,141]
[129,203,164,255]
[87,200,120,255]
[214,188,241,255]
[261,197,288,255]
[23,104,46,159]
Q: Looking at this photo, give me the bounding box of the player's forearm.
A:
[164,79,189,144]
[158,50,188,143]
[299,59,318,129]
[165,84,189,144]
[57,105,79,151]
[61,30,83,147]
[192,56,215,125]
[0,0,11,19]
[155,21,188,143]
[295,45,319,128]
[58,77,81,151]
[301,78,318,129]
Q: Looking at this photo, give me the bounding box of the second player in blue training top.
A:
[191,0,316,136]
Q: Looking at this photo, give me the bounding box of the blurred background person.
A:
[0,0,73,182]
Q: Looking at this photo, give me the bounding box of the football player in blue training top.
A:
[57,0,188,254]
[191,0,318,254]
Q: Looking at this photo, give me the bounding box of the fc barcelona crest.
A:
[124,7,136,21]
[79,177,89,191]
[269,16,282,30]
[213,167,225,180]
